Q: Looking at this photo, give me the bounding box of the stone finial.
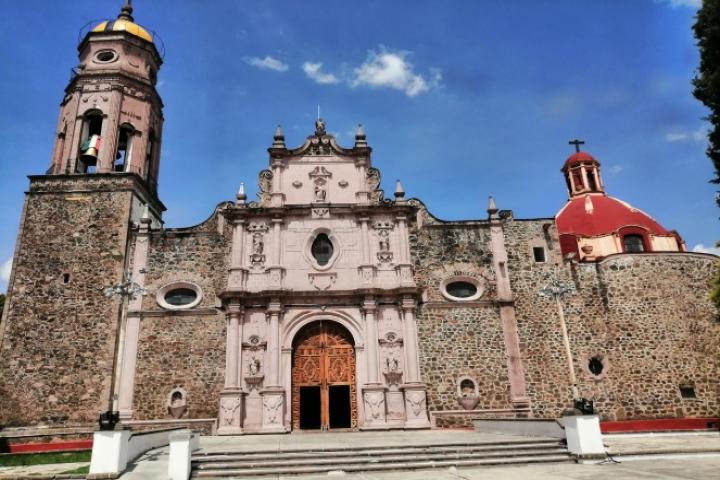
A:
[355,124,367,147]
[272,125,285,148]
[394,179,406,201]
[118,0,134,22]
[584,194,594,214]
[487,195,499,219]
[236,182,247,205]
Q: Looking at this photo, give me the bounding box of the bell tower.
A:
[561,140,605,198]
[0,2,165,428]
[49,0,163,194]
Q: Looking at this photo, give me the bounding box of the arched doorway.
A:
[291,320,357,430]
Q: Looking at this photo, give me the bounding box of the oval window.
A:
[164,288,197,306]
[311,234,334,266]
[95,50,117,63]
[446,281,477,298]
[440,276,484,302]
[156,282,203,310]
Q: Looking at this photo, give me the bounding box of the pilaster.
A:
[399,296,430,428]
[217,303,245,435]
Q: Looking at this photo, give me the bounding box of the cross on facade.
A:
[568,139,585,152]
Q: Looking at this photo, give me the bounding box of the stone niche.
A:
[456,377,480,410]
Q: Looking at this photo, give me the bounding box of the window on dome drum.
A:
[445,281,477,299]
[311,234,333,265]
[623,235,645,253]
[164,288,197,307]
[533,247,546,263]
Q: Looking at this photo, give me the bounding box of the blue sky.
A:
[0,0,717,291]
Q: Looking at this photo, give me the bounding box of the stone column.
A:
[400,296,430,428]
[97,88,123,173]
[394,215,414,286]
[217,304,244,435]
[488,200,530,409]
[267,219,284,289]
[358,217,375,285]
[361,296,387,429]
[260,299,286,432]
[228,219,248,289]
[117,213,151,420]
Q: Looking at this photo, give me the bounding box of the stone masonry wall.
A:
[0,176,139,427]
[504,218,720,420]
[411,220,513,421]
[131,216,230,420]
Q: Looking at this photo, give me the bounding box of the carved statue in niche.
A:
[314,180,327,202]
[249,356,261,375]
[379,331,403,386]
[374,221,395,264]
[243,334,266,390]
[166,388,188,419]
[247,223,268,268]
[252,233,264,255]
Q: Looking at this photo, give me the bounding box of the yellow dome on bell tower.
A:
[91,1,153,44]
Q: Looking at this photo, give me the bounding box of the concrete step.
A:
[194,448,569,470]
[190,439,571,478]
[191,454,572,477]
[193,440,563,463]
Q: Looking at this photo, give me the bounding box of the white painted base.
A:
[168,430,194,480]
[88,429,130,476]
[558,414,605,458]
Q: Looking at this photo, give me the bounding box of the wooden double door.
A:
[291,321,357,430]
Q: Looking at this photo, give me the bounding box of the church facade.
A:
[1,4,718,435]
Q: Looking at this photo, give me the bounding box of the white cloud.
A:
[302,62,339,85]
[244,56,289,72]
[692,244,720,256]
[352,50,437,97]
[607,165,624,175]
[658,0,701,8]
[1,257,12,285]
[665,127,706,143]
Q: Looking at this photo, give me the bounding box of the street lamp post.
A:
[538,275,579,399]
[99,273,146,430]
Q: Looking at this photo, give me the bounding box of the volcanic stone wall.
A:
[505,218,720,420]
[0,175,140,427]
[412,212,719,423]
[131,216,230,420]
[410,218,512,419]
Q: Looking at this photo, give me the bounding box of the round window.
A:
[164,288,197,306]
[95,50,117,63]
[156,282,203,310]
[440,276,484,302]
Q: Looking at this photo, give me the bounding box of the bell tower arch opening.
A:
[291,320,357,431]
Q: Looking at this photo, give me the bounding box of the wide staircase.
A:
[190,433,572,478]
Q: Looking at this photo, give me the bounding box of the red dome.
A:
[562,151,598,171]
[556,194,671,237]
